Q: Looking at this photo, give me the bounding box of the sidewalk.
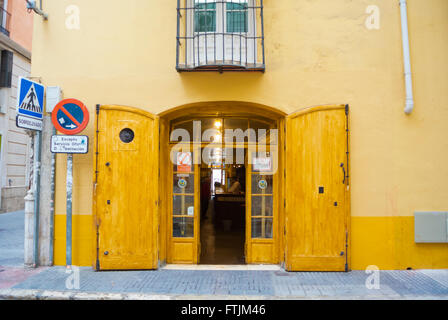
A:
[1,266,448,300]
[1,211,448,300]
[0,210,46,291]
[0,210,24,267]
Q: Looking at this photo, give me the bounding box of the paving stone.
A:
[6,266,448,298]
[2,210,448,299]
[0,211,24,267]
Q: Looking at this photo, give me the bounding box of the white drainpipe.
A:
[400,0,414,115]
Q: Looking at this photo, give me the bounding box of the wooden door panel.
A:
[168,147,200,264]
[285,105,349,271]
[172,241,196,263]
[95,106,159,270]
[246,148,278,264]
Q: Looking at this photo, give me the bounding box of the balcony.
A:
[0,7,10,37]
[176,0,265,72]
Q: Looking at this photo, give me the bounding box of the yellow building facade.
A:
[31,0,448,270]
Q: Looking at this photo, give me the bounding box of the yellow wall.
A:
[32,0,448,269]
[352,217,448,270]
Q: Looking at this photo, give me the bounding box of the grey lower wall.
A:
[38,115,54,266]
[0,186,26,213]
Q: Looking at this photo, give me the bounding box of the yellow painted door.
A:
[95,106,159,270]
[168,144,200,264]
[285,105,349,271]
[245,146,278,264]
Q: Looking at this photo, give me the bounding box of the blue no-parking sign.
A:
[17,77,45,120]
[51,99,90,135]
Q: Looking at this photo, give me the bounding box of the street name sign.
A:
[51,135,89,154]
[16,114,43,131]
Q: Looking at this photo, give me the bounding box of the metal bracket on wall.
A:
[26,0,49,20]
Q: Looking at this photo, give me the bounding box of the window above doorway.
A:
[170,116,277,144]
[0,0,11,37]
[176,0,265,72]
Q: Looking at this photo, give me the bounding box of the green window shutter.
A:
[194,2,216,32]
[226,2,248,33]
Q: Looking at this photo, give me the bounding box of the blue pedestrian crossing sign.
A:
[17,77,45,120]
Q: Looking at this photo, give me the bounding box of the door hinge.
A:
[345,104,349,115]
[95,223,100,271]
[284,199,286,208]
[345,230,349,272]
[96,104,100,115]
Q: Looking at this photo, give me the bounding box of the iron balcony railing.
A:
[176,0,265,72]
[0,6,10,37]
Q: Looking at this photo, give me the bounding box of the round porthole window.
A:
[119,128,134,143]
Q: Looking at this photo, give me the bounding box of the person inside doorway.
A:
[214,181,224,194]
[200,167,246,264]
[228,177,242,194]
[201,176,211,220]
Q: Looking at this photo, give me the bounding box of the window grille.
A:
[0,5,11,37]
[176,0,265,72]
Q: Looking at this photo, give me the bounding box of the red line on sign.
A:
[60,107,82,127]
[179,153,191,165]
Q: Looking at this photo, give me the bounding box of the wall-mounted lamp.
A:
[26,0,48,20]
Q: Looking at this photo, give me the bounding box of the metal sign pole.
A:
[66,153,73,267]
[50,98,89,268]
[33,131,42,267]
[16,77,45,268]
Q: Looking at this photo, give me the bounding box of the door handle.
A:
[340,163,346,184]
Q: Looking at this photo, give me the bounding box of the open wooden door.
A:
[285,105,350,271]
[94,105,159,270]
[168,144,200,264]
[245,147,278,264]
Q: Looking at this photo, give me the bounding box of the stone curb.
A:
[0,289,172,300]
[1,289,447,300]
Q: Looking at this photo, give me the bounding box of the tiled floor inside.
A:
[200,203,246,265]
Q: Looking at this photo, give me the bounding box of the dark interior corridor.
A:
[200,165,246,264]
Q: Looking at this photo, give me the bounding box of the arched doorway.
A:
[159,102,286,265]
[93,102,350,271]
